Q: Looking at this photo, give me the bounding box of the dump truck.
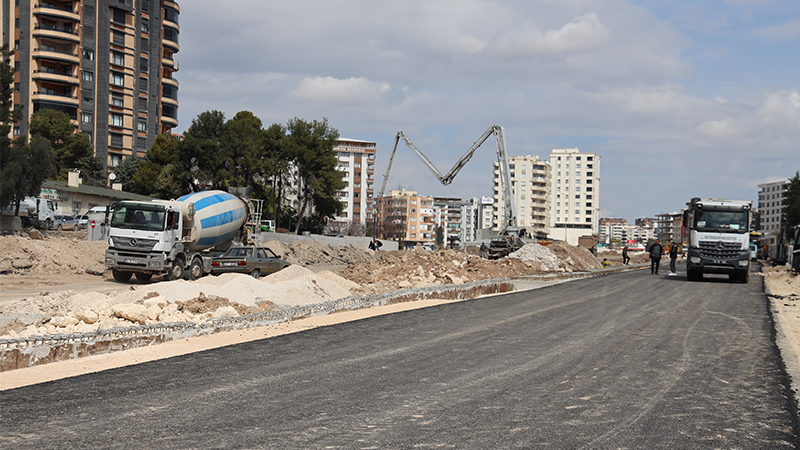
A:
[683,198,753,283]
[105,190,251,282]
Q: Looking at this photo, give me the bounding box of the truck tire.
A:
[739,270,749,284]
[112,269,132,282]
[189,259,203,280]
[793,257,800,274]
[687,269,702,282]
[135,273,153,282]
[167,259,184,281]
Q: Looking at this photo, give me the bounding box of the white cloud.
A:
[749,17,800,41]
[290,76,391,103]
[482,13,612,59]
[696,118,742,139]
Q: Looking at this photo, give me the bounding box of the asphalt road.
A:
[1,264,798,449]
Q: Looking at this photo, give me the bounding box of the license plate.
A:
[124,259,139,264]
[222,262,237,266]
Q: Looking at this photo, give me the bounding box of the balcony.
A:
[162,56,179,71]
[32,90,79,105]
[32,23,80,42]
[32,46,79,64]
[162,76,179,88]
[32,68,79,85]
[33,2,80,22]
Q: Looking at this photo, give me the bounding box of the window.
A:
[586,187,593,192]
[111,72,124,86]
[139,57,148,73]
[13,126,20,136]
[83,49,94,60]
[112,52,125,66]
[111,93,124,107]
[109,153,123,167]
[81,112,92,123]
[137,119,146,131]
[587,156,593,161]
[83,70,93,82]
[112,8,126,25]
[110,113,123,127]
[586,202,592,207]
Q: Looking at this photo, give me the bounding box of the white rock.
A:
[112,303,149,325]
[75,308,100,324]
[143,295,168,309]
[212,306,240,318]
[50,316,79,328]
[146,305,162,321]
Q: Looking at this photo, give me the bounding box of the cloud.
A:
[749,17,800,41]
[290,76,391,103]
[482,13,612,59]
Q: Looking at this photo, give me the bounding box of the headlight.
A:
[690,257,701,264]
[106,258,115,266]
[107,237,113,246]
[149,261,161,268]
[739,260,749,267]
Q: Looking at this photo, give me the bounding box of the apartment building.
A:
[376,189,434,246]
[655,212,683,244]
[3,0,180,171]
[462,196,494,242]
[492,155,551,238]
[598,217,627,245]
[757,177,791,246]
[548,148,600,245]
[433,196,466,246]
[332,138,376,226]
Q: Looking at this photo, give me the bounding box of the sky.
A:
[175,0,800,222]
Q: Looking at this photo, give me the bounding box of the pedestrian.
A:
[368,240,376,251]
[480,242,488,259]
[648,239,663,275]
[668,242,680,276]
[622,246,630,265]
[602,258,611,268]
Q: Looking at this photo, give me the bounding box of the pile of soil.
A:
[258,239,376,266]
[546,242,604,271]
[0,232,106,275]
[336,246,537,295]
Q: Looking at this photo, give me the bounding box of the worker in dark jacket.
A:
[668,242,681,276]
[648,239,663,275]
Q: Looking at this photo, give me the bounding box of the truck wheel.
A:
[43,218,53,230]
[189,259,203,280]
[167,259,184,281]
[250,269,260,279]
[112,269,132,282]
[687,270,701,281]
[740,270,749,284]
[135,273,153,282]
[793,257,800,273]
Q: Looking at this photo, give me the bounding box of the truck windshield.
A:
[110,204,166,231]
[694,209,748,233]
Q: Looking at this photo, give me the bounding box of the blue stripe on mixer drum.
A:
[196,229,241,247]
[191,193,239,212]
[199,207,246,229]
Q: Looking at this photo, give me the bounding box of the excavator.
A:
[376,126,526,257]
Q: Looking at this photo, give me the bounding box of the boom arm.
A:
[377,125,516,229]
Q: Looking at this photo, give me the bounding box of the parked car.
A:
[210,246,291,279]
[53,214,79,231]
[77,215,89,229]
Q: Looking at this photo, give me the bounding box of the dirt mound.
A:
[546,242,603,271]
[258,239,377,266]
[0,233,106,275]
[336,246,538,295]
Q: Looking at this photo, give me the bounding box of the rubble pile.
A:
[507,243,562,271]
[258,239,376,266]
[546,242,604,271]
[336,246,537,296]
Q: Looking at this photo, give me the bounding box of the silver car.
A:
[211,246,291,279]
[53,214,79,231]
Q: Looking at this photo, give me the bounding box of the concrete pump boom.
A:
[377,125,517,229]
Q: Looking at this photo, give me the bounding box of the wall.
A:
[254,232,398,251]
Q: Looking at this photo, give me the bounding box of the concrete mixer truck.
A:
[104,190,252,282]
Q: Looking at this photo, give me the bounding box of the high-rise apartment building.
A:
[433,196,465,246]
[3,0,180,171]
[332,138,375,226]
[492,155,551,238]
[377,189,434,246]
[757,177,790,246]
[548,148,600,245]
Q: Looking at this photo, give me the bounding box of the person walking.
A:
[480,242,488,259]
[668,241,680,276]
[648,239,663,275]
[622,246,630,265]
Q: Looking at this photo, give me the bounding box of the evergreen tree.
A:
[784,171,800,230]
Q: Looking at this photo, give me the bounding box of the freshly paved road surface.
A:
[1,265,798,449]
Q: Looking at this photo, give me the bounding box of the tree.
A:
[0,45,23,209]
[114,155,141,192]
[28,109,93,179]
[221,110,267,189]
[6,136,54,214]
[785,171,800,230]
[179,110,227,191]
[133,133,183,197]
[284,117,344,234]
[75,155,106,187]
